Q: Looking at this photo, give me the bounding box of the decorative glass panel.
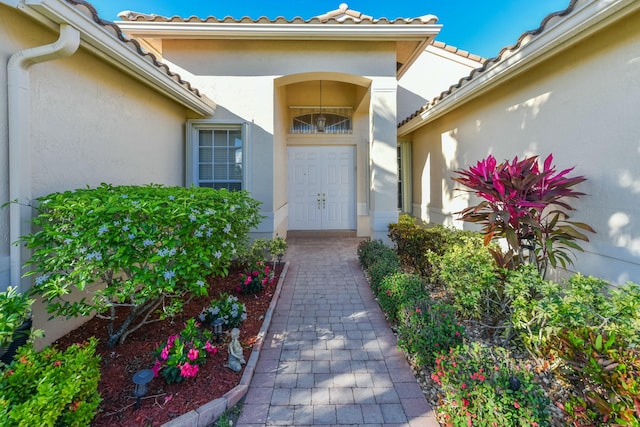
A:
[290,108,352,134]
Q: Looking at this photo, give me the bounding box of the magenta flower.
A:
[152,359,162,377]
[180,362,199,378]
[160,346,170,361]
[205,341,218,354]
[187,348,199,361]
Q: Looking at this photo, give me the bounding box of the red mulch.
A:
[53,264,283,427]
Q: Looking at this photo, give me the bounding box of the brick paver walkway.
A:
[236,235,439,427]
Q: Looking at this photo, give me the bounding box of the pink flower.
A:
[187,348,199,361]
[245,277,252,285]
[167,335,178,346]
[461,382,467,389]
[180,362,199,378]
[53,360,62,367]
[152,359,162,377]
[252,271,259,277]
[205,341,218,354]
[160,346,170,361]
[514,400,520,409]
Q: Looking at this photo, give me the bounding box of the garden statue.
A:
[227,328,245,372]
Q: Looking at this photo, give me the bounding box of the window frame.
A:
[185,119,250,190]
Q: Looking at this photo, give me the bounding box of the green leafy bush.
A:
[23,184,262,347]
[367,256,401,293]
[431,343,551,427]
[388,215,450,279]
[437,235,500,319]
[397,300,466,367]
[0,339,101,427]
[510,275,640,354]
[0,287,33,350]
[553,329,640,426]
[357,239,391,270]
[376,272,427,322]
[242,237,288,267]
[199,293,247,329]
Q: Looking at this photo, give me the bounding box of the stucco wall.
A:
[1,6,196,343]
[398,45,482,123]
[407,10,640,284]
[161,39,399,237]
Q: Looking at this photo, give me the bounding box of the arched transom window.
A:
[290,107,352,134]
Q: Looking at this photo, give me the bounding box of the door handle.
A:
[322,193,326,209]
[317,193,321,209]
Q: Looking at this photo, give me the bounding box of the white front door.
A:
[288,146,356,230]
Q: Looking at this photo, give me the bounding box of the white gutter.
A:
[7,24,80,291]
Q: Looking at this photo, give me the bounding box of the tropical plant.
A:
[452,154,595,277]
[23,184,262,347]
[152,319,218,384]
[0,339,101,427]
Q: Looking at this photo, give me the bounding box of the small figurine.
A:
[226,328,246,372]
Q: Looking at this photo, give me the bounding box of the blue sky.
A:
[88,0,570,58]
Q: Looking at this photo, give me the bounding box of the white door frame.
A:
[288,145,356,230]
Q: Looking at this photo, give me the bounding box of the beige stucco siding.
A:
[0,6,197,342]
[408,9,640,283]
[161,39,399,238]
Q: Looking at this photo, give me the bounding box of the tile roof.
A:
[64,0,205,99]
[118,3,439,25]
[399,0,578,127]
[430,40,486,64]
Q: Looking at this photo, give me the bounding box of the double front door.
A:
[288,146,356,230]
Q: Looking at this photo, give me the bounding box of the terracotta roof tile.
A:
[399,0,578,127]
[431,40,486,63]
[64,0,206,100]
[119,3,439,25]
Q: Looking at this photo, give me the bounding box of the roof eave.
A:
[19,0,216,116]
[398,0,640,137]
[116,21,442,41]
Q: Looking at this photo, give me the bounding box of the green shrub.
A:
[199,293,247,329]
[510,275,640,355]
[387,216,435,276]
[437,235,500,319]
[397,300,466,367]
[23,184,262,347]
[376,272,428,322]
[552,329,639,426]
[431,343,551,427]
[357,239,390,270]
[367,256,400,293]
[241,237,288,267]
[0,339,101,427]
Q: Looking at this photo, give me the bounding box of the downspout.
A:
[8,23,80,291]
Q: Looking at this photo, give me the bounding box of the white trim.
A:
[116,21,441,41]
[6,0,215,116]
[398,0,640,136]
